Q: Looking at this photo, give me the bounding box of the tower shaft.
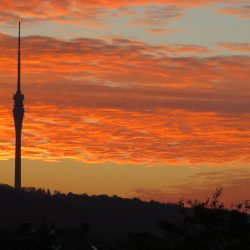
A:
[13,22,24,190]
[15,125,22,189]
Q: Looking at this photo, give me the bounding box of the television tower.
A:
[13,22,24,190]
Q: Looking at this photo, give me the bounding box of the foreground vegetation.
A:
[0,185,249,249]
[123,188,250,250]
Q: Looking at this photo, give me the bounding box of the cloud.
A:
[131,168,250,205]
[0,0,245,27]
[147,28,180,34]
[219,42,250,52]
[220,5,250,18]
[129,5,183,28]
[0,0,108,26]
[1,33,250,164]
[3,105,250,165]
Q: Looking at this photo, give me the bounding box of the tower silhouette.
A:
[13,22,24,190]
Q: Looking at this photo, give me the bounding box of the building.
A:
[13,22,25,190]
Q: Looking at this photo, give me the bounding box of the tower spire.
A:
[17,21,21,92]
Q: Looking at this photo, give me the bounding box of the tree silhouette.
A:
[123,188,250,250]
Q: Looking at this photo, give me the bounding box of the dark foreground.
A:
[0,185,249,250]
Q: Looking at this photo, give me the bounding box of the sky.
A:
[1,0,250,206]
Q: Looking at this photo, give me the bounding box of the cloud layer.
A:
[0,33,250,165]
[132,167,250,206]
[0,0,248,27]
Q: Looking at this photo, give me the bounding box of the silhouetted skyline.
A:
[13,22,24,190]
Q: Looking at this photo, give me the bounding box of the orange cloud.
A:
[219,42,250,52]
[1,105,250,165]
[1,33,250,165]
[131,167,250,206]
[220,6,250,19]
[0,0,244,26]
[147,29,180,34]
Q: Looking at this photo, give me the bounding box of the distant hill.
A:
[0,184,181,240]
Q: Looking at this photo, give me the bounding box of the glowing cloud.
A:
[0,33,250,165]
